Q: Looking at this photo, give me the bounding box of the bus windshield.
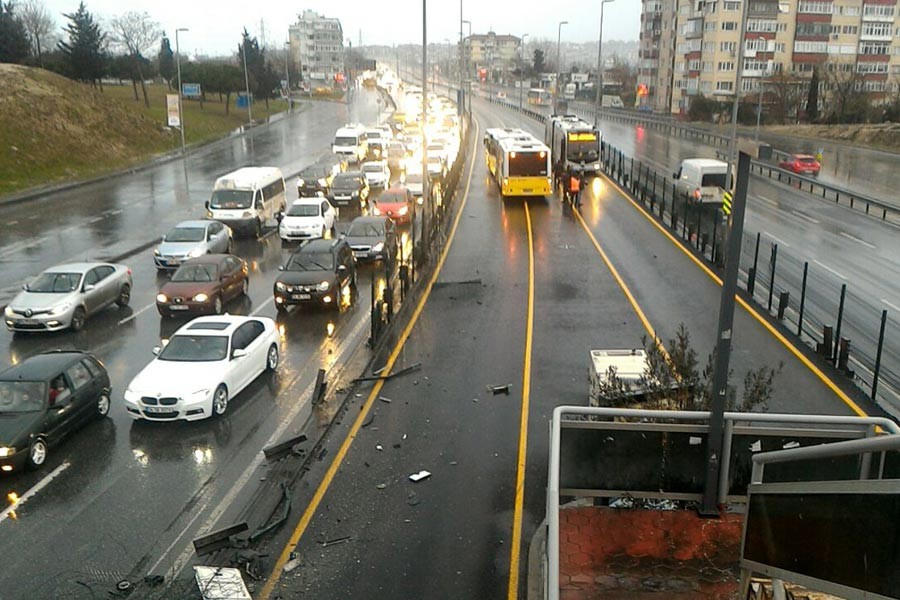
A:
[508,152,548,177]
[210,189,253,209]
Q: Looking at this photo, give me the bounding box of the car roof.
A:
[350,215,387,224]
[173,315,267,337]
[382,186,410,195]
[173,220,214,229]
[43,262,115,273]
[682,158,727,168]
[295,238,340,254]
[336,171,363,177]
[793,154,816,159]
[0,351,91,381]
[180,254,229,265]
[292,197,324,206]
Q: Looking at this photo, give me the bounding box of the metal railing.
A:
[545,406,900,600]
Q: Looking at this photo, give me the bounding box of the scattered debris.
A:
[320,536,351,547]
[379,396,392,404]
[393,443,402,449]
[194,566,252,600]
[373,365,389,376]
[249,483,292,542]
[116,580,132,592]
[376,483,387,490]
[473,398,479,403]
[449,461,458,466]
[193,522,250,556]
[407,491,421,506]
[318,448,328,460]
[487,384,511,395]
[312,369,327,405]
[143,575,164,587]
[353,363,422,383]
[402,434,407,440]
[361,412,375,428]
[409,470,431,482]
[283,557,302,573]
[376,444,383,451]
[263,434,309,461]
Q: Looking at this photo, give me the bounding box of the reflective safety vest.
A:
[569,176,581,193]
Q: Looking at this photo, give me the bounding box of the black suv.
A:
[297,155,347,197]
[0,351,111,472]
[329,171,370,209]
[274,238,357,312]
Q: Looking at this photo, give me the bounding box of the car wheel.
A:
[26,438,47,471]
[70,307,86,332]
[321,225,326,239]
[96,391,111,418]
[213,295,224,315]
[266,344,279,372]
[241,279,249,297]
[212,385,228,418]
[115,284,131,307]
[226,239,233,254]
[255,219,262,239]
[276,302,288,314]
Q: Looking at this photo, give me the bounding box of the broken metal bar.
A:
[352,362,422,383]
[263,433,308,461]
[312,369,327,405]
[192,522,249,556]
[249,484,292,542]
[320,536,351,547]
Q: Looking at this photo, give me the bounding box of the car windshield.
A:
[701,172,728,187]
[172,264,218,282]
[285,252,334,271]
[209,189,253,210]
[333,175,361,188]
[158,335,228,362]
[347,222,384,237]
[166,227,206,242]
[363,164,383,172]
[379,192,406,204]
[27,271,82,293]
[798,157,817,164]
[334,136,358,146]
[287,204,320,217]
[299,168,324,180]
[0,381,45,413]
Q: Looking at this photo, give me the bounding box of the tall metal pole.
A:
[700,149,752,516]
[459,0,464,102]
[175,28,188,156]
[463,20,471,113]
[594,0,615,128]
[284,41,292,112]
[241,34,253,125]
[519,33,528,108]
[555,21,568,112]
[421,0,429,261]
[754,36,766,144]
[725,0,750,192]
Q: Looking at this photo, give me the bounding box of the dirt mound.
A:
[766,122,900,152]
[0,64,173,194]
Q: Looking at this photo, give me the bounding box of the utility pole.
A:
[725,0,750,192]
[241,33,253,125]
[284,41,292,112]
[555,21,568,113]
[421,0,430,262]
[519,33,528,108]
[175,28,188,155]
[594,0,616,128]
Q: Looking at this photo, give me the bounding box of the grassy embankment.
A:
[0,64,289,197]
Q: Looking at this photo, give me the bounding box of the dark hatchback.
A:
[328,172,369,209]
[0,351,111,473]
[344,216,398,262]
[297,155,346,197]
[274,239,356,312]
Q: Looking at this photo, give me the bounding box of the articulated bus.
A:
[526,88,552,106]
[483,128,530,177]
[484,129,552,198]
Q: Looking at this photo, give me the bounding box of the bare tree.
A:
[763,70,806,124]
[109,11,161,108]
[821,58,870,123]
[19,0,54,67]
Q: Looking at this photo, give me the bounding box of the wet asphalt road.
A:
[0,89,397,600]
[266,95,865,600]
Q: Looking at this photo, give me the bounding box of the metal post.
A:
[459,0,464,107]
[872,309,888,399]
[749,231,760,294]
[284,41,291,112]
[833,283,847,365]
[175,28,188,155]
[421,0,429,263]
[725,0,750,193]
[555,21,568,111]
[593,0,616,129]
[241,34,253,125]
[519,33,528,109]
[767,243,778,312]
[700,150,751,517]
[797,262,808,337]
[754,36,766,144]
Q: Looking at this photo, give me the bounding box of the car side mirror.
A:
[204,200,210,209]
[276,211,284,223]
[83,284,95,292]
[338,265,347,272]
[672,172,678,180]
[152,346,161,356]
[278,265,285,271]
[232,348,248,359]
[161,234,167,241]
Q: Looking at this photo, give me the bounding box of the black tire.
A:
[115,284,131,307]
[26,438,48,471]
[226,239,233,254]
[255,219,262,239]
[211,385,228,418]
[266,344,279,372]
[70,307,86,332]
[276,303,288,314]
[241,278,249,297]
[212,295,224,315]
[321,225,326,239]
[96,390,111,418]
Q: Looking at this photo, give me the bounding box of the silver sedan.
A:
[154,220,232,271]
[4,263,133,332]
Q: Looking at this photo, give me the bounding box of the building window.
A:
[838,5,860,16]
[798,1,833,14]
[702,61,714,71]
[703,41,716,52]
[716,80,734,91]
[705,21,717,32]
[843,25,858,35]
[793,40,827,53]
[689,59,701,70]
[745,38,769,51]
[859,41,889,54]
[724,1,740,10]
[862,22,892,37]
[747,19,785,33]
[722,21,738,30]
[701,80,712,91]
[720,41,737,52]
[857,62,888,73]
[827,43,856,54]
[863,4,894,18]
[718,61,735,70]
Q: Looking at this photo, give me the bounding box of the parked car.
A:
[156,255,249,317]
[124,315,280,422]
[274,238,357,312]
[154,220,232,271]
[343,216,398,262]
[329,171,370,209]
[0,351,111,472]
[279,197,336,242]
[5,262,133,333]
[778,154,821,176]
[372,186,415,224]
[361,160,391,189]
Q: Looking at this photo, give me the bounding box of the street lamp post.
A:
[463,20,472,113]
[555,21,568,112]
[754,36,767,144]
[175,28,188,155]
[284,41,292,112]
[594,0,616,128]
[421,0,430,263]
[519,33,529,108]
[241,33,253,126]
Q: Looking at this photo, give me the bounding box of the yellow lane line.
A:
[507,202,535,600]
[258,117,482,600]
[599,171,868,417]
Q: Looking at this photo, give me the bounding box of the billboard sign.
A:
[166,94,181,127]
[182,83,201,98]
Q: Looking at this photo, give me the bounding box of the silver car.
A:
[153,220,232,271]
[4,262,133,332]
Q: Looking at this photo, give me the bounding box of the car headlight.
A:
[318,178,327,186]
[154,248,161,256]
[372,206,381,215]
[297,178,305,186]
[275,282,287,292]
[193,293,209,302]
[187,248,204,258]
[0,447,15,458]
[317,281,331,292]
[156,293,168,303]
[398,206,408,216]
[372,242,384,252]
[50,303,71,316]
[4,306,13,317]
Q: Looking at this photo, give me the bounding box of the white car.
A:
[124,315,280,422]
[279,197,336,242]
[361,160,391,189]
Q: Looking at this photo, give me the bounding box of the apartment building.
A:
[288,10,344,83]
[465,31,522,84]
[639,0,679,111]
[639,0,900,114]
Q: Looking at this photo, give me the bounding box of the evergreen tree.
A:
[806,67,819,122]
[532,48,545,76]
[158,33,174,89]
[58,2,106,87]
[0,1,31,64]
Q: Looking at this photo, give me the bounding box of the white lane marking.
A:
[0,462,70,525]
[791,210,819,224]
[28,215,40,220]
[756,195,777,207]
[89,216,104,224]
[152,313,370,578]
[813,259,847,281]
[118,302,156,326]
[8,220,18,226]
[763,231,791,248]
[839,231,876,249]
[882,299,900,314]
[108,209,123,215]
[250,296,274,316]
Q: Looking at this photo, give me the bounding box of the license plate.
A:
[523,188,533,193]
[143,406,174,414]
[353,251,368,258]
[169,305,189,311]
[166,260,179,266]
[18,319,37,325]
[292,293,311,300]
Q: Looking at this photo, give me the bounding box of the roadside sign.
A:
[722,190,733,216]
[166,94,181,127]
[182,83,201,98]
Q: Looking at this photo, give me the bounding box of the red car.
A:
[156,254,248,316]
[371,186,415,224]
[778,154,821,176]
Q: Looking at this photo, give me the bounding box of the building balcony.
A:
[862,13,895,23]
[860,33,893,42]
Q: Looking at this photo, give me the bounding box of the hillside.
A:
[0,64,176,196]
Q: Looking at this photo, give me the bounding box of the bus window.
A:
[508,152,548,177]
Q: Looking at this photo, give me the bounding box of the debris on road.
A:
[283,557,302,573]
[409,470,431,482]
[192,522,249,556]
[361,411,375,428]
[379,396,392,404]
[263,433,308,461]
[487,383,511,395]
[320,536,351,547]
[353,362,422,383]
[376,444,383,451]
[407,491,421,506]
[194,566,252,600]
[376,483,387,490]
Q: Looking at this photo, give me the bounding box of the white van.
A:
[673,158,733,204]
[207,167,286,237]
[333,124,368,163]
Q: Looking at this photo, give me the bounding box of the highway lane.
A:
[0,90,398,599]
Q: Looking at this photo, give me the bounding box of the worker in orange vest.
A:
[568,168,582,208]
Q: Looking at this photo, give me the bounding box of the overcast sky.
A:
[43,1,640,56]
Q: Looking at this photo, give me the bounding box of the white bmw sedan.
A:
[124,315,280,422]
